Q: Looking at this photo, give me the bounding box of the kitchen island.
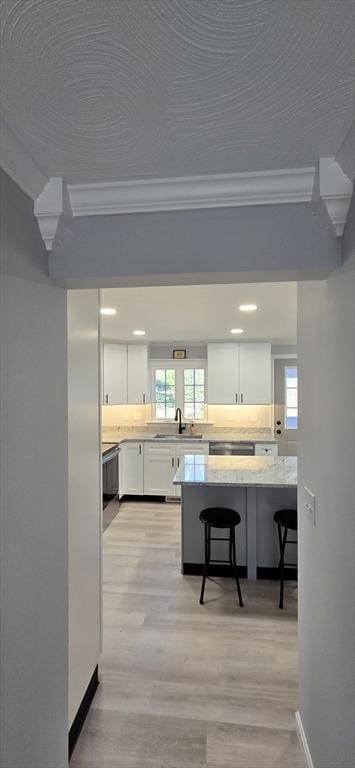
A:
[173,454,297,579]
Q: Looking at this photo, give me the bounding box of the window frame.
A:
[284,365,298,430]
[150,359,207,422]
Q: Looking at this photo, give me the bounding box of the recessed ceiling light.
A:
[100,307,117,316]
[133,329,146,336]
[239,304,258,312]
[230,328,244,334]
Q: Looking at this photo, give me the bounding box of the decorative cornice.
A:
[34,177,74,250]
[68,167,316,217]
[0,117,47,200]
[318,158,353,237]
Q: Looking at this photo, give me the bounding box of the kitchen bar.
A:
[174,454,297,579]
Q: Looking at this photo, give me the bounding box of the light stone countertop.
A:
[102,430,278,445]
[173,454,297,488]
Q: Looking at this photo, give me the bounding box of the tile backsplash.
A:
[102,403,272,429]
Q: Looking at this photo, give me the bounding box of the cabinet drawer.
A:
[255,443,278,456]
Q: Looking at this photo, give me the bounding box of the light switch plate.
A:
[303,486,316,525]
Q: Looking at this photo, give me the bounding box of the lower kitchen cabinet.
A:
[144,441,209,497]
[144,443,176,496]
[119,441,144,498]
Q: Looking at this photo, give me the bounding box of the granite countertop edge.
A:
[102,431,278,448]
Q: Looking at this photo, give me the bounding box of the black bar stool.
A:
[199,507,244,607]
[273,509,298,609]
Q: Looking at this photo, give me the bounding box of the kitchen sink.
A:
[154,433,203,439]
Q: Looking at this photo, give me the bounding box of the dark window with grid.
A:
[183,368,205,420]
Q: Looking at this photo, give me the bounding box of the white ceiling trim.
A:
[34,177,74,250]
[318,158,353,237]
[0,117,47,200]
[68,167,316,217]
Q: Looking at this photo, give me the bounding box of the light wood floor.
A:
[71,500,304,768]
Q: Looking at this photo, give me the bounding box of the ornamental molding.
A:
[0,117,47,200]
[34,177,74,250]
[67,166,316,217]
[316,158,353,237]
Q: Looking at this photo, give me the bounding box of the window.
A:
[153,362,206,421]
[184,368,205,420]
[154,368,176,419]
[285,366,298,429]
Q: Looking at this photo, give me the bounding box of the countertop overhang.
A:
[173,454,297,488]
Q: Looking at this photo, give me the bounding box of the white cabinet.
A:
[207,344,239,404]
[103,343,127,405]
[127,345,149,404]
[144,441,209,497]
[119,441,144,498]
[174,443,209,497]
[239,344,271,404]
[103,343,149,405]
[255,442,278,457]
[207,342,271,405]
[144,443,175,496]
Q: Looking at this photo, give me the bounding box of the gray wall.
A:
[0,171,69,767]
[298,194,355,767]
[50,203,340,287]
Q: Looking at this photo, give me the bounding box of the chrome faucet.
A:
[175,407,186,435]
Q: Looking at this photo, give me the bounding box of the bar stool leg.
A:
[230,528,244,607]
[279,526,288,609]
[199,524,210,605]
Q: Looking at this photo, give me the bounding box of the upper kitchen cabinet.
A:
[127,345,149,404]
[207,344,239,404]
[103,343,127,404]
[239,343,271,404]
[207,342,271,405]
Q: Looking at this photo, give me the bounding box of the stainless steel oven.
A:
[102,443,119,498]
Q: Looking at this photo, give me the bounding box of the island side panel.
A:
[181,485,247,572]
[256,487,298,570]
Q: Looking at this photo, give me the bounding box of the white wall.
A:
[297,194,355,767]
[68,289,101,727]
[0,170,69,767]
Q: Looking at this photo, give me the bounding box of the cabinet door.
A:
[119,442,143,497]
[239,343,271,404]
[255,442,278,457]
[103,343,127,405]
[207,344,239,404]
[127,345,149,404]
[174,443,209,496]
[143,443,175,496]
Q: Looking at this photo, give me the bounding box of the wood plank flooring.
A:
[70,500,304,768]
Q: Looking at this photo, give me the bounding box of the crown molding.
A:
[0,116,47,200]
[34,177,74,250]
[336,121,355,182]
[68,166,316,217]
[317,158,353,237]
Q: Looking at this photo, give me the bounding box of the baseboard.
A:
[183,563,297,581]
[295,711,314,768]
[69,665,99,759]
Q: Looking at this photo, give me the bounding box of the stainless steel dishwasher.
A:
[209,441,255,456]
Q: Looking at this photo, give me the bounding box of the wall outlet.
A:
[303,486,316,525]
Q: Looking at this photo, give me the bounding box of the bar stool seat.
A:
[199,507,243,607]
[199,507,241,528]
[273,508,297,609]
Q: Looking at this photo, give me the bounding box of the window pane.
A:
[195,385,204,402]
[195,369,204,385]
[155,403,166,419]
[184,385,194,402]
[166,404,176,419]
[166,369,175,385]
[184,369,194,385]
[195,402,205,419]
[184,403,195,420]
[155,368,176,419]
[286,388,297,408]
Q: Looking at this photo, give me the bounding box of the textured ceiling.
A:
[0,0,354,184]
[100,282,297,344]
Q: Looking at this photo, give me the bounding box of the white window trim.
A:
[150,359,208,422]
[284,364,298,430]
